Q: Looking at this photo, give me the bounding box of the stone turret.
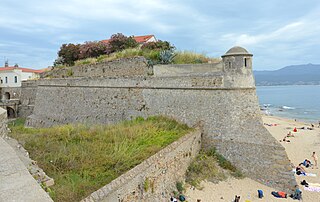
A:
[222,46,253,70]
[221,46,255,88]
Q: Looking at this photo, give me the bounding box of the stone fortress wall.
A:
[82,130,201,202]
[26,47,296,195]
[40,57,153,78]
[0,108,53,202]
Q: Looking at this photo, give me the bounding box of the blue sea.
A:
[256,85,320,123]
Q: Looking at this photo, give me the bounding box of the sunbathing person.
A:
[296,163,307,175]
[280,136,290,142]
[302,159,312,168]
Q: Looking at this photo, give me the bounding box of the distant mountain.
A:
[254,64,320,86]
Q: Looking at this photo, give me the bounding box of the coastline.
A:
[185,115,320,201]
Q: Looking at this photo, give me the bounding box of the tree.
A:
[57,43,80,66]
[141,40,175,51]
[107,33,138,53]
[79,41,108,59]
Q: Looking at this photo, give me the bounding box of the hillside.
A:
[254,64,320,86]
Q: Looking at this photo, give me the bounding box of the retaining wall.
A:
[41,57,152,78]
[18,80,38,118]
[0,108,53,202]
[82,130,202,202]
[26,74,296,191]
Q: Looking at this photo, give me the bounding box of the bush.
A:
[107,33,138,53]
[141,40,175,51]
[79,41,108,59]
[176,181,184,193]
[186,148,243,188]
[159,50,176,64]
[58,43,81,66]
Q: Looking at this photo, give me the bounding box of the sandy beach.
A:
[186,115,320,201]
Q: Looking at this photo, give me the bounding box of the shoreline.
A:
[185,115,320,201]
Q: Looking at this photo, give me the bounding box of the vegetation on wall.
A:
[186,148,243,189]
[8,117,191,202]
[54,33,174,67]
[53,33,219,69]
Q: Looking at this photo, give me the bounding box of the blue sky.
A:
[1,0,320,70]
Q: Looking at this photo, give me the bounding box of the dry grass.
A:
[173,51,220,64]
[9,116,191,202]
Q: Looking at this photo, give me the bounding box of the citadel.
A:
[0,46,296,201]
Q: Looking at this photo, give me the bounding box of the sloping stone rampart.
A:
[82,130,201,202]
[0,108,53,202]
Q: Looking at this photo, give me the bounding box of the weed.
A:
[186,148,243,188]
[8,117,191,202]
[176,181,184,193]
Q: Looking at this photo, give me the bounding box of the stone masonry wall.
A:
[0,108,53,202]
[26,74,296,192]
[18,80,38,118]
[1,87,21,100]
[82,130,201,202]
[40,57,152,78]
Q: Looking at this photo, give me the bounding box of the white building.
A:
[0,64,43,87]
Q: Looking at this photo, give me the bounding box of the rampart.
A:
[26,47,296,192]
[82,130,201,202]
[40,57,153,78]
[18,80,38,118]
[0,108,53,202]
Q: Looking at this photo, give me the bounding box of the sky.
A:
[1,0,320,70]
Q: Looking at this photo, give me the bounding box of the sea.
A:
[256,85,320,123]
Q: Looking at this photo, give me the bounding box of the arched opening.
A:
[4,92,10,100]
[7,107,16,119]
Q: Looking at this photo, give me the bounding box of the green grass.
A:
[186,148,243,189]
[9,117,191,202]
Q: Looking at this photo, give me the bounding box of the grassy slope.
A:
[9,116,191,202]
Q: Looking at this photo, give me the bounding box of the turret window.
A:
[244,58,247,67]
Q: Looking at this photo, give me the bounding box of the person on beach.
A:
[287,131,294,137]
[293,127,297,132]
[302,159,311,168]
[296,163,307,175]
[290,185,302,200]
[312,152,318,169]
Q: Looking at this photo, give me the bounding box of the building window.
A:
[14,76,18,83]
[5,77,8,83]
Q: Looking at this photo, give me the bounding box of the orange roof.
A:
[0,66,44,73]
[102,35,155,44]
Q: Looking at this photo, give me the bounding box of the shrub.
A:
[176,181,184,193]
[79,41,108,59]
[107,33,138,53]
[58,43,81,66]
[141,40,175,51]
[159,50,176,64]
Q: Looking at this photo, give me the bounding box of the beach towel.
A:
[306,173,317,177]
[308,183,320,187]
[304,186,320,192]
[297,172,316,177]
